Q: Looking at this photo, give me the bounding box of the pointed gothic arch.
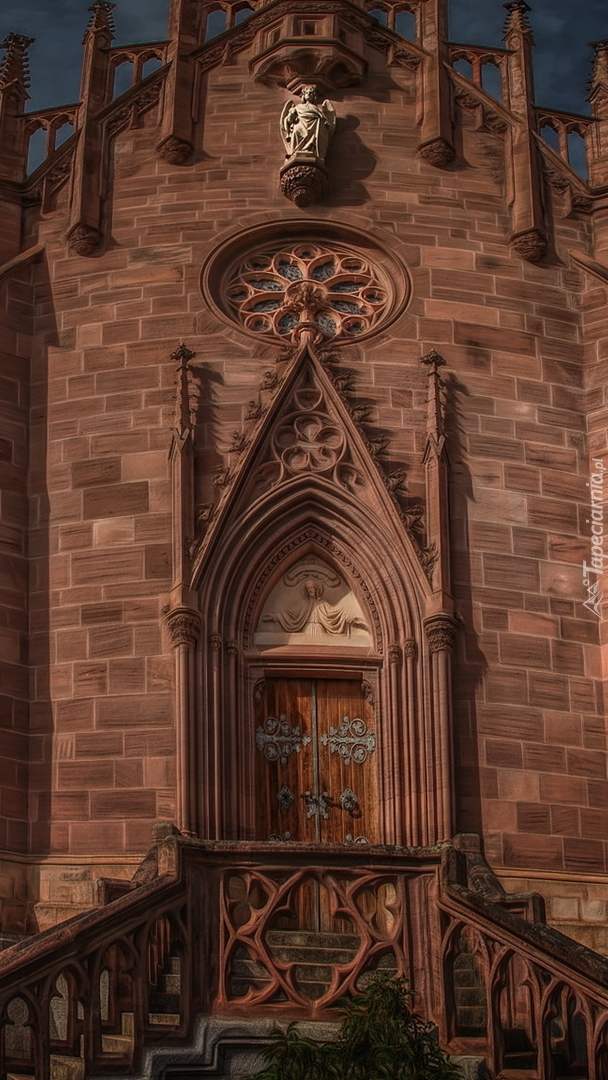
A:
[179,343,456,847]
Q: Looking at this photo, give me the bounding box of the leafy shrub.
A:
[248,974,462,1080]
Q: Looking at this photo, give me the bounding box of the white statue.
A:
[263,579,368,639]
[280,85,336,162]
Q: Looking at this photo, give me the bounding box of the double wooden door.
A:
[254,677,378,844]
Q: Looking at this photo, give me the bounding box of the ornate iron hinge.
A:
[320,716,376,764]
[256,715,311,765]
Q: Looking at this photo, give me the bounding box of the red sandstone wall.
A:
[0,20,604,922]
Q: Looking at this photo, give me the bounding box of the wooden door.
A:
[254,677,378,844]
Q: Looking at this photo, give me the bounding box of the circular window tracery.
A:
[226,243,389,342]
[202,224,410,346]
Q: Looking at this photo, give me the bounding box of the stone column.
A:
[424,614,458,843]
[165,607,201,835]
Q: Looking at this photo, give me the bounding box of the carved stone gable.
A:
[190,344,432,601]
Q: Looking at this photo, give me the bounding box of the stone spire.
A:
[421,350,446,458]
[589,40,608,110]
[83,0,116,41]
[171,343,196,440]
[587,41,608,184]
[0,33,34,92]
[503,1,534,41]
[0,34,34,185]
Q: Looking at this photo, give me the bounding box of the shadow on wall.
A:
[326,115,377,207]
[444,371,487,840]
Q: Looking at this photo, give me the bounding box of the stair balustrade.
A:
[0,835,606,1078]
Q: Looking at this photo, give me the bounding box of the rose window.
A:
[225,243,390,342]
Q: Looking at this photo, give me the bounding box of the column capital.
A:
[165,606,201,648]
[424,614,458,654]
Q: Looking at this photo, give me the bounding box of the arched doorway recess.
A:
[186,343,456,848]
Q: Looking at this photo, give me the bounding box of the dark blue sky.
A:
[0,0,606,116]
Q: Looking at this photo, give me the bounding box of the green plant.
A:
[248,974,462,1080]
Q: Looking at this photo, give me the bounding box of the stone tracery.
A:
[225,242,390,342]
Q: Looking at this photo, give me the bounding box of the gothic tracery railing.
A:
[2,836,608,1077]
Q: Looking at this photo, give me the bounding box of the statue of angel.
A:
[280,85,336,162]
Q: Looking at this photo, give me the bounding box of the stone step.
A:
[266,930,359,950]
[266,942,359,965]
[233,956,334,985]
[230,976,330,1000]
[148,1012,181,1026]
[148,990,181,1012]
[101,1033,134,1054]
[50,1055,84,1080]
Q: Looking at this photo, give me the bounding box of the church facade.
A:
[1,0,608,1075]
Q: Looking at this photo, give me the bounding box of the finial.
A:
[0,33,35,91]
[503,1,533,40]
[84,1,116,41]
[171,342,196,436]
[420,349,446,373]
[421,351,446,449]
[589,40,608,93]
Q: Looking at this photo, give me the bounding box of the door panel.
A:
[254,677,378,844]
[316,679,378,845]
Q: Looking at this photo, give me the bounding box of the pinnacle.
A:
[0,33,35,91]
[589,39,608,93]
[502,1,534,40]
[84,1,116,39]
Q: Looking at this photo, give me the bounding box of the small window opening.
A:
[395,10,416,39]
[205,8,227,41]
[27,127,47,174]
[234,6,253,25]
[540,123,560,154]
[112,60,134,99]
[368,8,388,26]
[567,130,587,180]
[481,62,501,102]
[453,58,473,80]
[142,56,163,79]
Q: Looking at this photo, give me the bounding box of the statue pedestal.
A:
[280,154,329,207]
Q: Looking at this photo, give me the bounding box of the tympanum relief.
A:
[254,557,371,647]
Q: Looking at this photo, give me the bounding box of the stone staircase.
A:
[230,930,363,999]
